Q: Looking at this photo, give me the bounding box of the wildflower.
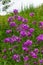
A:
[24,40,32,46]
[39,59,43,64]
[8,17,13,22]
[13,9,18,14]
[20,31,27,37]
[29,28,34,33]
[22,18,28,23]
[22,46,28,52]
[23,56,29,62]
[36,34,43,41]
[27,32,32,37]
[6,30,12,34]
[29,12,35,17]
[22,24,29,30]
[34,48,39,54]
[3,55,7,59]
[9,22,16,27]
[39,21,43,29]
[12,54,20,62]
[32,21,37,25]
[17,16,22,21]
[3,38,10,43]
[30,51,37,58]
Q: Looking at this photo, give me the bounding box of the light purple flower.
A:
[34,48,39,54]
[17,16,22,21]
[22,18,28,23]
[23,56,29,62]
[6,30,12,34]
[12,54,20,62]
[22,46,28,52]
[3,55,7,59]
[29,28,34,33]
[27,32,32,37]
[39,59,43,64]
[29,12,35,17]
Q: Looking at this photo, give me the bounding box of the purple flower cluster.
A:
[1,9,43,65]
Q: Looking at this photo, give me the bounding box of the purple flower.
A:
[32,21,37,25]
[39,59,43,64]
[13,15,18,19]
[3,55,7,59]
[34,48,39,54]
[17,16,22,21]
[10,22,16,27]
[22,18,28,23]
[12,54,20,62]
[39,21,43,29]
[6,30,12,34]
[36,34,43,41]
[20,31,27,37]
[29,12,35,17]
[33,61,38,65]
[3,38,10,43]
[27,32,32,37]
[13,9,18,14]
[23,40,32,46]
[22,24,29,30]
[23,56,29,62]
[30,51,37,58]
[8,17,13,22]
[29,28,34,33]
[22,46,28,52]
[2,48,7,53]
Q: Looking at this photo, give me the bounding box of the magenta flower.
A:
[27,31,32,37]
[23,56,29,62]
[6,30,12,34]
[36,34,43,41]
[34,48,39,54]
[39,21,43,29]
[30,51,37,58]
[22,18,28,23]
[22,46,28,52]
[12,54,20,62]
[22,24,29,30]
[24,40,32,46]
[3,38,10,43]
[17,16,22,21]
[20,31,27,37]
[13,9,18,14]
[39,59,43,64]
[29,28,34,33]
[8,17,13,22]
[9,22,16,27]
[29,12,35,17]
